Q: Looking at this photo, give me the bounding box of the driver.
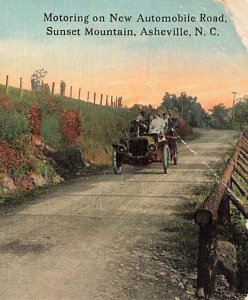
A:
[129,114,147,137]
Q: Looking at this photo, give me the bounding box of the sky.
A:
[0,0,248,109]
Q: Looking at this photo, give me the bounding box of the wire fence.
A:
[2,75,123,108]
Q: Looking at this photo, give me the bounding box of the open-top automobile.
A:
[112,131,171,174]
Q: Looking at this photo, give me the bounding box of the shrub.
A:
[176,118,193,138]
[61,110,81,144]
[27,106,42,135]
[0,140,28,174]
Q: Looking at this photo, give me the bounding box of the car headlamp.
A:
[117,145,127,153]
[148,144,157,152]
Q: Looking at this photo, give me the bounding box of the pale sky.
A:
[0,0,247,109]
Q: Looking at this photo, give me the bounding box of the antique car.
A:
[112,132,170,175]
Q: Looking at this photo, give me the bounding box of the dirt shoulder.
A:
[0,129,241,300]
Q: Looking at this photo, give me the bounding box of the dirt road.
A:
[0,129,239,300]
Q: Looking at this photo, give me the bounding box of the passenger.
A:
[166,110,179,135]
[147,113,154,123]
[162,112,170,130]
[149,112,165,135]
[166,111,179,157]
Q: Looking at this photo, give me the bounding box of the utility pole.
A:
[232,91,237,125]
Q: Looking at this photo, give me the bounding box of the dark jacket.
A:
[129,120,147,136]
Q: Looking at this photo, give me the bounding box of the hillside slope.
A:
[0,85,132,198]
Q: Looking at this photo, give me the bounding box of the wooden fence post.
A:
[106,95,108,107]
[100,94,103,106]
[197,225,216,299]
[94,92,96,107]
[78,88,81,100]
[119,96,122,107]
[111,96,113,107]
[5,75,9,95]
[51,82,55,98]
[115,96,118,108]
[87,91,90,104]
[70,86,72,98]
[19,77,23,100]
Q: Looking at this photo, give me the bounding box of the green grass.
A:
[0,108,29,143]
[0,84,133,165]
[160,209,199,271]
[41,113,61,148]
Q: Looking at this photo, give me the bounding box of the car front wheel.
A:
[162,145,170,174]
[113,147,122,175]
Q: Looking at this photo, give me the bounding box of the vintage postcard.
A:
[0,1,247,299]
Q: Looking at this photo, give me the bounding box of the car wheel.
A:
[173,142,178,165]
[173,153,178,165]
[162,145,170,174]
[113,147,122,175]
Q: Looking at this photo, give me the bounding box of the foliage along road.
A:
[0,129,239,300]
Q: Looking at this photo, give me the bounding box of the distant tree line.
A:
[130,92,247,130]
[209,97,248,130]
[160,92,247,130]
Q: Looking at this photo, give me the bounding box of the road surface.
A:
[0,129,239,300]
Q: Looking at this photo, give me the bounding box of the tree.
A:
[31,69,48,91]
[160,92,205,127]
[233,97,248,129]
[129,104,154,116]
[209,104,230,129]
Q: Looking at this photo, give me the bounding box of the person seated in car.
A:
[145,113,154,130]
[139,113,149,135]
[129,114,147,137]
[140,110,145,119]
[166,110,179,135]
[162,112,169,130]
[148,112,165,138]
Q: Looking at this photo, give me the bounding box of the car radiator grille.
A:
[129,139,148,156]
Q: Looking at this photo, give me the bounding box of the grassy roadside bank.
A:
[0,84,132,164]
[0,84,133,201]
